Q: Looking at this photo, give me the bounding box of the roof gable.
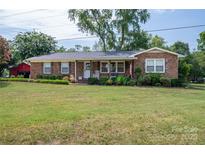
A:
[129,47,184,57]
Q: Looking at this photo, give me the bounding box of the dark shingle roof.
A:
[27,50,141,61]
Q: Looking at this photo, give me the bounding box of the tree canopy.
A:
[170,41,190,55]
[12,31,57,61]
[68,9,150,51]
[0,35,11,76]
[197,31,205,51]
[149,35,166,48]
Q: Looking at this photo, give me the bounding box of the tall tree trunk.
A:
[120,25,125,50]
[102,40,106,52]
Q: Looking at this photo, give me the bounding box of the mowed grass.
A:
[0,82,204,144]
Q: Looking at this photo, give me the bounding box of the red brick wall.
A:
[52,62,60,75]
[30,62,42,79]
[31,62,76,79]
[76,62,83,80]
[133,52,178,78]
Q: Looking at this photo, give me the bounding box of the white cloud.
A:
[0,9,89,40]
[150,9,176,14]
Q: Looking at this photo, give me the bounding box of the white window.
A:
[100,62,109,73]
[145,59,165,73]
[43,62,51,74]
[117,62,125,73]
[110,62,116,73]
[101,61,125,73]
[61,62,69,74]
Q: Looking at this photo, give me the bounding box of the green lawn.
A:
[0,82,204,144]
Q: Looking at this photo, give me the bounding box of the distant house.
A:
[9,62,30,78]
[27,47,184,82]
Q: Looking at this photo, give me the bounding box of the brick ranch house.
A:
[27,47,184,82]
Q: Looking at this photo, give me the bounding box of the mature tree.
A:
[68,9,150,51]
[170,41,190,55]
[184,51,205,81]
[68,9,113,51]
[122,30,151,50]
[178,60,192,82]
[197,31,205,51]
[13,31,57,61]
[113,9,150,50]
[0,35,11,76]
[149,35,166,48]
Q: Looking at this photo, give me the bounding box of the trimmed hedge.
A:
[0,78,69,85]
[36,74,63,80]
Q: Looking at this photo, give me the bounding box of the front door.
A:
[83,62,91,79]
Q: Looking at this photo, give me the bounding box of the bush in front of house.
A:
[149,73,161,86]
[115,76,124,85]
[0,77,31,82]
[142,74,152,85]
[171,78,186,87]
[99,77,109,85]
[122,77,131,86]
[106,79,113,85]
[134,67,142,80]
[36,74,63,80]
[0,78,69,85]
[136,76,144,86]
[35,79,69,85]
[155,83,161,87]
[127,79,136,86]
[88,77,99,85]
[160,77,171,87]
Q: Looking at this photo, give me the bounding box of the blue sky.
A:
[0,9,205,51]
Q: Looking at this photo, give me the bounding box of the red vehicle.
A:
[10,62,30,78]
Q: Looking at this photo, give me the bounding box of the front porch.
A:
[75,60,133,82]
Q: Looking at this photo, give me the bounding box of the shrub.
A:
[99,77,108,85]
[143,75,152,85]
[110,76,116,85]
[127,79,136,86]
[160,77,171,87]
[123,77,130,86]
[136,76,144,86]
[36,74,63,80]
[62,76,69,81]
[106,79,113,85]
[0,78,69,85]
[36,79,69,85]
[115,76,124,85]
[155,83,161,87]
[17,75,24,78]
[149,73,161,86]
[0,77,29,82]
[171,78,185,87]
[134,67,142,79]
[88,77,99,85]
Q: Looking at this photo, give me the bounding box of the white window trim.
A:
[43,62,51,74]
[145,58,165,73]
[117,61,125,73]
[61,62,69,74]
[100,61,109,73]
[100,61,125,73]
[110,61,117,73]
